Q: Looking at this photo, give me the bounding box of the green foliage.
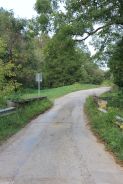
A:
[85,96,123,161]
[35,0,52,32]
[42,33,79,87]
[0,38,7,59]
[35,0,52,14]
[35,0,123,42]
[0,60,21,98]
[34,0,106,88]
[104,70,112,80]
[83,61,104,84]
[101,90,123,114]
[0,98,52,143]
[34,0,123,89]
[0,5,106,93]
[109,38,123,87]
[38,14,49,26]
[42,30,104,87]
[0,58,21,108]
[0,8,25,62]
[0,8,45,89]
[101,80,113,87]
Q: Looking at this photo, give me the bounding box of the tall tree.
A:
[42,29,104,87]
[35,0,105,87]
[0,38,20,97]
[35,0,123,52]
[0,8,45,88]
[109,38,123,87]
[0,8,25,62]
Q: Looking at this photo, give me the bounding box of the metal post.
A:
[36,73,42,96]
[38,81,40,96]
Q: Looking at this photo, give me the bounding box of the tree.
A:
[0,60,20,97]
[35,1,122,38]
[109,38,123,87]
[0,8,26,62]
[35,0,53,33]
[35,0,105,87]
[42,31,81,87]
[42,28,104,87]
[35,0,123,58]
[0,37,20,97]
[0,8,45,88]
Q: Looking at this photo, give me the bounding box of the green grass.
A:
[101,89,123,117]
[17,83,98,101]
[0,98,52,144]
[85,96,123,162]
[0,83,98,143]
[0,97,7,108]
[101,80,113,87]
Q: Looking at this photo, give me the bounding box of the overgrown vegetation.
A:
[0,98,52,144]
[85,89,123,162]
[101,88,123,117]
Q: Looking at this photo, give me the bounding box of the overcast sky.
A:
[0,0,37,19]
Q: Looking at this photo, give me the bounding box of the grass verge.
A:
[85,96,123,164]
[0,98,52,144]
[12,83,99,102]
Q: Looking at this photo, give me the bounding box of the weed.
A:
[85,97,123,162]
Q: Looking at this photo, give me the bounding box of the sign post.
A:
[36,73,42,96]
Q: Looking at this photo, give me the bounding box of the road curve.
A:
[0,87,123,184]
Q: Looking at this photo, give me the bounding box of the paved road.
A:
[0,87,123,184]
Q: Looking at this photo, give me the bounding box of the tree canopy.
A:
[0,8,45,90]
[35,0,123,87]
[1,2,116,97]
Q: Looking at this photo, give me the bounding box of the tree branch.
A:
[74,24,110,42]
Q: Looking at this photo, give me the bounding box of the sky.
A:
[0,0,37,19]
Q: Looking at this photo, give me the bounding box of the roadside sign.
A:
[36,73,42,82]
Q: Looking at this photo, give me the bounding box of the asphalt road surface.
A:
[0,87,123,184]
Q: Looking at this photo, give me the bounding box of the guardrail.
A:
[0,107,16,116]
[7,96,47,107]
[0,96,47,117]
